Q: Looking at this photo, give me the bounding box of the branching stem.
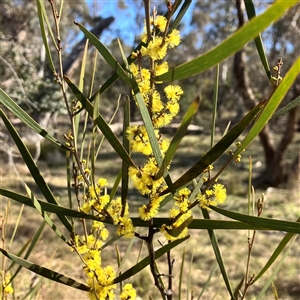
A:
[144,221,167,299]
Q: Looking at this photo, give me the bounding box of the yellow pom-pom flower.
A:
[153,15,167,32]
[121,283,137,300]
[166,29,181,48]
[164,85,184,101]
[197,183,227,209]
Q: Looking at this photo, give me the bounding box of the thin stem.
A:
[241,197,264,299]
[160,0,177,47]
[48,0,71,118]
[166,245,174,299]
[48,0,91,190]
[143,0,151,42]
[168,155,233,226]
[147,221,167,299]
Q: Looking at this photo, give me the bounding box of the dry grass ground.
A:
[0,125,299,300]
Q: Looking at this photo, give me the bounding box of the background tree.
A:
[233,0,300,187]
[0,0,114,160]
[1,0,298,186]
[0,0,112,118]
[164,0,300,188]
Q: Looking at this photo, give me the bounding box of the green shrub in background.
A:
[0,1,299,299]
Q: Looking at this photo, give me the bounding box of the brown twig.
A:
[146,220,167,299]
[166,245,175,300]
[240,196,264,299]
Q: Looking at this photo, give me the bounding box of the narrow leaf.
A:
[244,0,271,79]
[74,22,131,87]
[101,234,122,251]
[256,235,297,299]
[163,101,263,193]
[73,39,89,146]
[165,216,193,237]
[3,188,291,231]
[252,220,299,284]
[234,56,300,157]
[64,76,136,169]
[10,220,47,283]
[155,96,200,180]
[201,208,234,298]
[171,0,192,31]
[133,90,163,165]
[0,90,68,150]
[271,95,300,119]
[187,249,194,300]
[156,1,297,82]
[117,237,136,274]
[211,64,219,148]
[117,39,130,71]
[113,235,189,284]
[79,40,89,92]
[0,109,72,232]
[36,0,56,72]
[210,206,300,234]
[132,86,175,193]
[121,98,130,216]
[178,247,185,300]
[110,169,122,200]
[131,217,271,230]
[24,184,69,244]
[0,248,90,291]
[37,0,57,48]
[197,264,218,300]
[0,188,99,222]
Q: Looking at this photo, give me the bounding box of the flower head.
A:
[197,184,227,209]
[3,274,14,295]
[164,85,184,101]
[166,29,181,48]
[116,216,135,238]
[121,283,137,300]
[153,15,167,32]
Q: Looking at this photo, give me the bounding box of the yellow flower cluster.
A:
[139,15,180,60]
[107,197,135,238]
[73,221,136,299]
[126,125,160,155]
[73,222,116,299]
[159,188,192,241]
[173,187,191,213]
[128,157,165,195]
[127,14,183,223]
[129,155,168,221]
[3,273,14,295]
[80,178,109,214]
[80,179,135,238]
[160,207,192,241]
[138,193,167,221]
[120,283,137,300]
[130,15,183,129]
[197,184,227,209]
[77,176,136,297]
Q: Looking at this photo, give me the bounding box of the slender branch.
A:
[241,197,264,299]
[166,245,174,300]
[147,221,167,299]
[143,0,151,42]
[160,0,178,46]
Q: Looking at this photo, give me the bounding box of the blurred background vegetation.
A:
[0,1,299,299]
[1,0,299,187]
